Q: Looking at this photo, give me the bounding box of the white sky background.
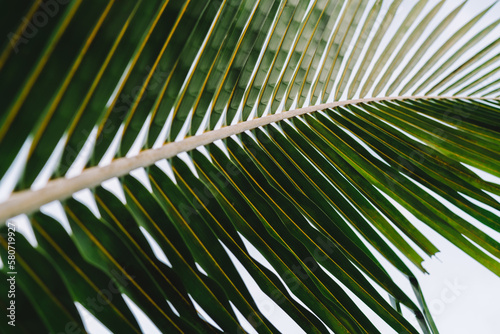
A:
[3,0,500,333]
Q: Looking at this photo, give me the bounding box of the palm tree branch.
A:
[0,95,497,224]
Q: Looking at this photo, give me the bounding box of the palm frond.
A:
[1,0,500,333]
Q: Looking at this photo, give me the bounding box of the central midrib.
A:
[0,95,496,223]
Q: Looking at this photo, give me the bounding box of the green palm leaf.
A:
[1,0,499,333]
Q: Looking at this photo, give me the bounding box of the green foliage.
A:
[0,0,499,333]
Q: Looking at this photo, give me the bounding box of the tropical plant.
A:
[1,0,499,333]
